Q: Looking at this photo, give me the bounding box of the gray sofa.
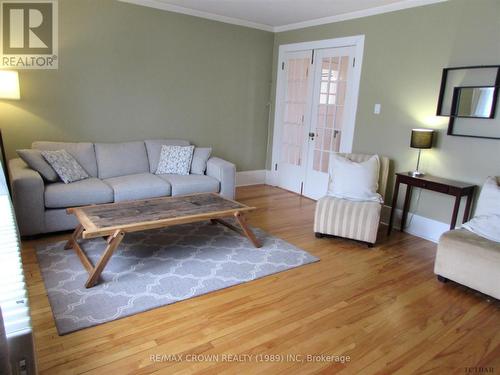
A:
[9,139,236,236]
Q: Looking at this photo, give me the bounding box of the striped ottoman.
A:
[314,196,382,246]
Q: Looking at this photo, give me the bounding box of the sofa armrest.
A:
[9,158,45,236]
[206,157,236,199]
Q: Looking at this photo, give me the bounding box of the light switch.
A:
[374,104,381,114]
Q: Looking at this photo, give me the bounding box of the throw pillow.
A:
[474,176,500,217]
[462,215,500,243]
[17,149,59,182]
[327,154,382,202]
[156,145,195,175]
[190,147,212,175]
[41,150,90,184]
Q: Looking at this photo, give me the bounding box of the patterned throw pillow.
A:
[41,150,90,184]
[156,145,195,175]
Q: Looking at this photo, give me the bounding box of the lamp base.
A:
[409,171,425,177]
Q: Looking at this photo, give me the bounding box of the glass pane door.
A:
[281,57,310,166]
[313,55,349,174]
[277,50,313,194]
[303,46,356,200]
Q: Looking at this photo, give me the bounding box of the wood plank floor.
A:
[22,185,500,374]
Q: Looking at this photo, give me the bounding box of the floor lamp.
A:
[0,70,21,195]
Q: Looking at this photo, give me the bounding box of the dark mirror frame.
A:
[436,65,500,140]
[451,85,497,119]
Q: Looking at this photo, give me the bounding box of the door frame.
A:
[269,35,365,190]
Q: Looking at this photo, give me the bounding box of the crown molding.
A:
[274,0,448,32]
[118,0,448,33]
[117,0,274,32]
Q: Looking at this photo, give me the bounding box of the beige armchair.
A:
[434,175,500,299]
[434,229,500,299]
[314,153,390,247]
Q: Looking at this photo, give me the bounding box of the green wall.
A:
[1,0,274,171]
[2,0,498,224]
[269,0,500,223]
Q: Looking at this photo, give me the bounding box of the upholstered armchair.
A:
[314,153,390,246]
[434,176,500,299]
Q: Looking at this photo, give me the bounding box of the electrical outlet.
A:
[374,104,381,114]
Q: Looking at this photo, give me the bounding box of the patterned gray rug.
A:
[36,222,319,335]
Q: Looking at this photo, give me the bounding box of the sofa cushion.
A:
[145,139,190,173]
[44,178,114,208]
[191,147,212,175]
[103,173,171,202]
[95,141,149,179]
[17,149,59,182]
[157,174,219,196]
[33,141,98,177]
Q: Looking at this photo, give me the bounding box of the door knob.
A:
[308,132,315,140]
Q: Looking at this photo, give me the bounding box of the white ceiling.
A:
[119,0,447,32]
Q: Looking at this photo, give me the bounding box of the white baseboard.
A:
[381,205,449,243]
[265,170,278,186]
[235,170,267,186]
[236,171,448,243]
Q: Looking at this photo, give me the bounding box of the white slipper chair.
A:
[314,153,390,247]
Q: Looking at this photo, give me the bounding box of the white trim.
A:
[118,0,447,33]
[236,178,447,241]
[265,170,278,186]
[117,0,274,31]
[271,36,364,195]
[234,179,447,242]
[236,170,267,186]
[274,0,448,32]
[380,205,449,243]
[278,35,366,55]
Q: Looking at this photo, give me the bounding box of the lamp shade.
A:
[410,129,434,149]
[0,71,20,100]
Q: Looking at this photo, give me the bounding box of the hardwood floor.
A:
[22,185,500,374]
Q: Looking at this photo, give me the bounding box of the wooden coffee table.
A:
[65,193,259,288]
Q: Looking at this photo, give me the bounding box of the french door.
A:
[275,43,360,200]
[276,50,314,194]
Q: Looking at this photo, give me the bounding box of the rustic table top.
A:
[67,193,254,238]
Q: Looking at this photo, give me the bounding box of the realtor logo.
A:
[1,0,58,69]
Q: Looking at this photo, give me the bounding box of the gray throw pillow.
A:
[17,149,59,182]
[190,147,212,175]
[156,145,194,175]
[41,150,90,184]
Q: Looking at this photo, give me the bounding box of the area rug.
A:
[36,221,319,335]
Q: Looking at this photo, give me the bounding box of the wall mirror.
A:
[436,65,500,140]
[452,86,497,118]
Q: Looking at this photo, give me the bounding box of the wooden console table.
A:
[387,172,476,235]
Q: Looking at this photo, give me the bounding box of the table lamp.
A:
[0,70,21,193]
[409,128,434,177]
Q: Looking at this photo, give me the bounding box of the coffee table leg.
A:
[64,224,84,250]
[85,230,125,288]
[234,212,261,248]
